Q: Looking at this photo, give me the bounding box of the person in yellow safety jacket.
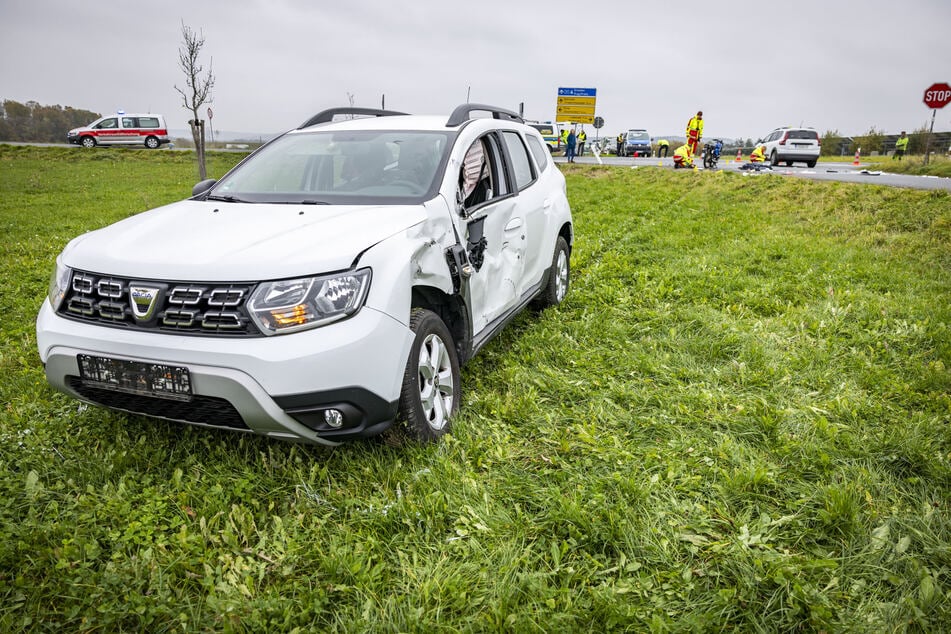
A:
[656,138,670,158]
[560,129,569,154]
[893,131,908,160]
[577,129,587,156]
[686,110,703,156]
[672,143,694,169]
[616,133,624,155]
[750,144,766,163]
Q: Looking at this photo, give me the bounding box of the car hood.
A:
[61,200,428,281]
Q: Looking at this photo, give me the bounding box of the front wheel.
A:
[770,150,780,166]
[533,236,570,309]
[395,309,460,443]
[81,136,96,148]
[144,136,160,149]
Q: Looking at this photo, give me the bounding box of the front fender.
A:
[358,198,457,326]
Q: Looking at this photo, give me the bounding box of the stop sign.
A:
[923,82,951,109]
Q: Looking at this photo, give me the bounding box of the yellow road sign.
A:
[556,104,597,115]
[556,96,597,107]
[556,112,595,124]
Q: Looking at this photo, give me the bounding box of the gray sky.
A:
[2,0,950,140]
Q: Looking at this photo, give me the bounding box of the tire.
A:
[533,236,570,309]
[395,309,460,443]
[145,136,160,149]
[770,150,780,166]
[81,136,96,148]
[806,160,817,168]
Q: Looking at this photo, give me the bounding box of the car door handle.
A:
[504,218,523,232]
[543,198,552,208]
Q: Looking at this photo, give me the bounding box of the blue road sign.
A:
[558,87,597,97]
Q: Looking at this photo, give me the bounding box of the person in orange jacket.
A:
[686,110,703,156]
[749,144,766,163]
[673,143,695,169]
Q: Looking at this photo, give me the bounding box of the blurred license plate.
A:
[78,355,192,400]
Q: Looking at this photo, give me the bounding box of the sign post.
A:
[922,82,951,165]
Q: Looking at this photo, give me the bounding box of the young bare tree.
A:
[174,23,215,179]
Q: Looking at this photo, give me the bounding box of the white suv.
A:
[37,105,573,445]
[759,127,821,167]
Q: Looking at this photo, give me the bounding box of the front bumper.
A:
[624,145,652,156]
[36,300,413,445]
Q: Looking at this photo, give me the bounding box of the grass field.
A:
[1,146,949,632]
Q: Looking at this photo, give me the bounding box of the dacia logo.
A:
[129,286,161,321]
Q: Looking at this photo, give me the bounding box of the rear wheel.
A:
[81,136,96,148]
[394,309,460,443]
[533,236,570,309]
[806,160,817,168]
[144,136,160,149]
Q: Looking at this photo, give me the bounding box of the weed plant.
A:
[1,148,949,632]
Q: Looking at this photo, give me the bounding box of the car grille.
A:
[60,270,260,337]
[67,376,249,429]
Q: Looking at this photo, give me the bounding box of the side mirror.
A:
[192,178,217,198]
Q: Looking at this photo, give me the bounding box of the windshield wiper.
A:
[206,194,251,203]
[299,199,331,205]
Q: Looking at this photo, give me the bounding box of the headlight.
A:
[47,258,71,311]
[248,268,371,335]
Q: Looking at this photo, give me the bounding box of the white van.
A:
[67,113,170,149]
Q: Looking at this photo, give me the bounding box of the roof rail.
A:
[298,107,408,129]
[446,103,523,127]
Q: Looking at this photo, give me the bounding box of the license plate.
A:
[78,355,192,401]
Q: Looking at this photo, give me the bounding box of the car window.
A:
[526,135,549,171]
[212,130,451,204]
[788,130,818,140]
[459,134,515,212]
[121,117,136,128]
[139,117,160,128]
[95,118,118,130]
[502,131,535,190]
[530,124,555,137]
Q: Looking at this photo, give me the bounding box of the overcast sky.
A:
[2,0,950,140]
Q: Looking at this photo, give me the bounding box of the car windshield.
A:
[627,131,650,141]
[211,130,452,204]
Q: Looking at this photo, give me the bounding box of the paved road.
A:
[556,154,951,191]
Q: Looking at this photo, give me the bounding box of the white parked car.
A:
[37,104,573,445]
[759,127,820,167]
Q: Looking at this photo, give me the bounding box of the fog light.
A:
[324,409,344,428]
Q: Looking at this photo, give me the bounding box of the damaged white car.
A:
[36,104,573,445]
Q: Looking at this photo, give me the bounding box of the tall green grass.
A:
[1,147,949,632]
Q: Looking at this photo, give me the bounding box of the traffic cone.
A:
[853,148,861,165]
[734,149,742,163]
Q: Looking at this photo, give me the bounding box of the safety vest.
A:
[673,144,692,163]
[658,139,669,147]
[895,136,909,150]
[686,116,703,140]
[579,131,586,142]
[750,146,765,162]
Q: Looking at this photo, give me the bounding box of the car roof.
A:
[294,104,528,134]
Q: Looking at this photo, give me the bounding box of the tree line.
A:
[0,100,101,143]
